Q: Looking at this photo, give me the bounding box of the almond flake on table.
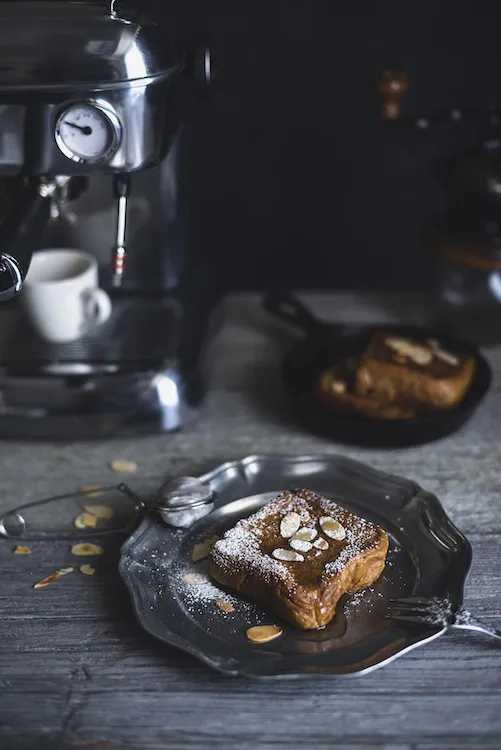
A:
[80,564,96,576]
[33,567,73,589]
[71,543,104,556]
[108,460,138,473]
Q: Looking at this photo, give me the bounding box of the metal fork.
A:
[387,597,501,643]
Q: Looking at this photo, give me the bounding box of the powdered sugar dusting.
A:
[212,488,382,589]
[325,517,378,575]
[213,521,292,584]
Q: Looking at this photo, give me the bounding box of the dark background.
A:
[152,0,501,292]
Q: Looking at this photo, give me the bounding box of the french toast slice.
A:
[317,364,416,420]
[210,489,388,630]
[355,331,475,410]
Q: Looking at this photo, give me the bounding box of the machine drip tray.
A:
[0,295,215,439]
[0,296,181,376]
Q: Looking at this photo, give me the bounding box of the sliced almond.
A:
[246,625,283,643]
[272,547,304,562]
[71,543,104,556]
[289,538,313,553]
[192,535,220,562]
[79,485,105,498]
[434,348,459,366]
[33,571,61,589]
[291,527,317,542]
[83,505,115,520]
[330,380,346,395]
[319,517,346,541]
[215,599,234,613]
[313,536,329,550]
[385,337,433,366]
[279,512,301,539]
[183,572,209,585]
[33,567,73,589]
[13,545,31,555]
[108,459,138,473]
[73,512,98,529]
[80,564,96,576]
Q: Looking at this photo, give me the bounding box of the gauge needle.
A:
[64,121,93,136]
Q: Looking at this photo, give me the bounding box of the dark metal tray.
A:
[119,454,472,678]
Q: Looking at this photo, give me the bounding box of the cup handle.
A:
[83,288,112,327]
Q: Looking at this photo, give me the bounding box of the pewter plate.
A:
[119,454,471,678]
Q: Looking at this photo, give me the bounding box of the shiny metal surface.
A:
[0,475,215,540]
[0,254,22,301]
[386,597,501,643]
[54,101,122,164]
[0,1,190,175]
[119,454,472,678]
[0,0,211,301]
[154,477,215,528]
[0,294,222,438]
[0,2,180,89]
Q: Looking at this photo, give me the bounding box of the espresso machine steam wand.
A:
[0,0,217,438]
[111,175,130,287]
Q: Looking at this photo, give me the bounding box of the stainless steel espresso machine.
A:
[0,0,219,438]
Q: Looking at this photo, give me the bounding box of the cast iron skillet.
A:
[262,290,492,447]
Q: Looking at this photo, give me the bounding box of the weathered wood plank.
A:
[0,293,500,749]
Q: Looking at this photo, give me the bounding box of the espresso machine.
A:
[0,0,219,438]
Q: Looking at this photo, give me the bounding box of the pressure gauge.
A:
[55,102,121,164]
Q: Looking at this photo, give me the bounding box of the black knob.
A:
[0,254,23,301]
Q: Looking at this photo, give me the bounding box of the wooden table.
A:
[1,293,500,750]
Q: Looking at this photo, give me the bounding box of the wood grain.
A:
[0,293,500,750]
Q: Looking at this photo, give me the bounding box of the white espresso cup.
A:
[22,249,112,344]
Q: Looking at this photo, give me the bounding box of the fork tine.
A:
[385,612,443,627]
[390,596,433,607]
[388,600,434,615]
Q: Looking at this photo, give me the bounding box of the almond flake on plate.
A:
[246,625,283,643]
[291,527,317,542]
[279,512,301,539]
[83,505,115,520]
[183,572,209,585]
[289,538,313,553]
[319,517,346,540]
[70,543,104,556]
[13,545,31,555]
[313,537,329,550]
[214,599,234,613]
[80,564,96,576]
[192,535,220,562]
[108,459,138,473]
[73,512,98,529]
[272,548,304,562]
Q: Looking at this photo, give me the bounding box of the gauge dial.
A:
[55,102,121,163]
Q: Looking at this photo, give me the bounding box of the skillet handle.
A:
[262,290,325,335]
